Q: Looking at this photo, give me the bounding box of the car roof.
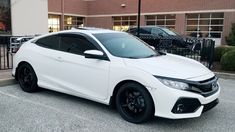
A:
[129,26,162,29]
[59,27,123,34]
[30,27,126,42]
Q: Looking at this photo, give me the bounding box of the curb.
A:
[214,72,235,80]
[0,78,17,87]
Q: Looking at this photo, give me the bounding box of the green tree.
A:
[226,23,235,46]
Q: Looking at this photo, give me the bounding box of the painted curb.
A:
[0,78,17,87]
[214,72,235,80]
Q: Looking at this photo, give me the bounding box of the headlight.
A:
[157,78,190,90]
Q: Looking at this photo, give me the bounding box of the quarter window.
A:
[129,27,168,36]
[129,28,151,35]
[60,34,97,55]
[35,35,60,50]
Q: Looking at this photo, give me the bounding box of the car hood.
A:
[123,54,212,80]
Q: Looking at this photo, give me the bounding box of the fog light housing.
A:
[172,98,201,114]
[176,104,185,113]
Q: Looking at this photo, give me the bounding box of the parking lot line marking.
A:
[0,90,97,124]
[0,90,19,99]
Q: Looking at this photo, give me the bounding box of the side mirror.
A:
[84,50,108,60]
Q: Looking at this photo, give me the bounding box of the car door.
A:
[33,34,67,91]
[56,33,110,100]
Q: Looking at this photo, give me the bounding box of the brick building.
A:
[0,0,234,45]
[48,0,235,45]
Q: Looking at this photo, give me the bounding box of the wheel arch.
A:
[15,61,33,81]
[109,80,155,112]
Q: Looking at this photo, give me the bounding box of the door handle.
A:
[55,56,64,62]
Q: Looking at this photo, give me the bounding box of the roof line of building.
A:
[49,9,235,17]
[48,12,87,17]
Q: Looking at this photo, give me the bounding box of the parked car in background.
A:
[13,28,219,123]
[9,36,34,53]
[127,26,200,50]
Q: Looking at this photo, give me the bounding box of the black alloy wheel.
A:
[17,63,38,92]
[116,82,154,123]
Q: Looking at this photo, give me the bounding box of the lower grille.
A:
[172,98,201,114]
[203,98,219,112]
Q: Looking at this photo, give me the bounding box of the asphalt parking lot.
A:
[0,78,235,132]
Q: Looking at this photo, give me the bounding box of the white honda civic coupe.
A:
[12,28,220,123]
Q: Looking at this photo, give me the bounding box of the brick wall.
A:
[48,0,62,13]
[87,0,235,15]
[48,0,87,15]
[86,17,113,29]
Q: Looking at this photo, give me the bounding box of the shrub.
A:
[214,46,235,61]
[221,50,235,71]
[226,23,235,46]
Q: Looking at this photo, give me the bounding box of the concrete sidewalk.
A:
[0,70,16,87]
[0,69,235,87]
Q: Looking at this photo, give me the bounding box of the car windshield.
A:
[93,33,159,59]
[161,28,178,36]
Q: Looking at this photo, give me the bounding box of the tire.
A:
[17,63,39,93]
[116,82,154,123]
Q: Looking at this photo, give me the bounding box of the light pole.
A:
[137,0,141,37]
[61,0,65,30]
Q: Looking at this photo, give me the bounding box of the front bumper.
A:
[148,79,220,119]
[202,98,219,112]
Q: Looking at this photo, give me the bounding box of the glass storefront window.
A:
[212,13,224,18]
[64,16,84,30]
[187,20,198,25]
[187,14,198,19]
[113,16,137,31]
[145,14,176,29]
[48,15,60,32]
[186,13,224,38]
[186,26,198,31]
[0,0,11,34]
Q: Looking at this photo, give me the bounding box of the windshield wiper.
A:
[158,51,166,55]
[125,54,161,59]
[125,56,141,59]
[144,54,159,58]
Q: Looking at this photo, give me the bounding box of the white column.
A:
[11,0,48,36]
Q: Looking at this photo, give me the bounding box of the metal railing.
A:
[0,35,34,70]
[1,35,215,70]
[0,35,13,70]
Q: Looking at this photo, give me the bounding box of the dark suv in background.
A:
[127,26,199,50]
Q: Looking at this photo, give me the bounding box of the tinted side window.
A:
[60,34,98,55]
[129,28,151,35]
[35,35,60,50]
[139,28,151,34]
[151,28,167,36]
[129,28,137,34]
